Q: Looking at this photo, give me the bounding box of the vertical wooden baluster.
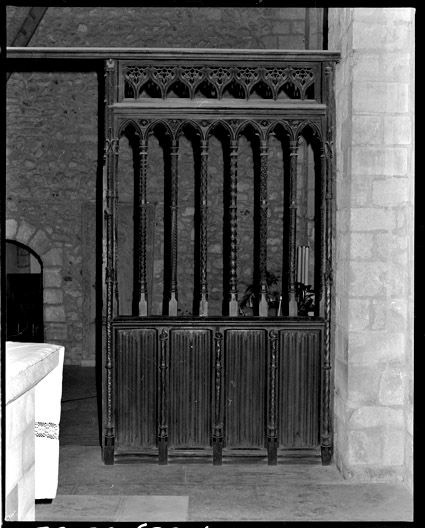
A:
[288,137,298,316]
[158,328,169,463]
[229,138,239,316]
[321,63,335,465]
[259,137,269,317]
[317,143,326,316]
[103,57,117,465]
[213,331,224,464]
[199,138,209,316]
[169,138,179,316]
[267,330,279,464]
[138,137,148,316]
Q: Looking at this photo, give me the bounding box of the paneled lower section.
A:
[279,330,321,448]
[168,329,212,448]
[115,328,157,448]
[111,319,324,463]
[224,329,267,449]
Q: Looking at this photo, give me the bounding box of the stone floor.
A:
[38,366,413,522]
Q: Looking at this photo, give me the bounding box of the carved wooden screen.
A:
[102,50,338,465]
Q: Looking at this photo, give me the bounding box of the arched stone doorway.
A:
[6,239,44,341]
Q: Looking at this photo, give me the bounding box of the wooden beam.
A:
[7,7,48,80]
[6,47,341,62]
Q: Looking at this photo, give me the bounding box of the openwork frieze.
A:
[123,64,316,101]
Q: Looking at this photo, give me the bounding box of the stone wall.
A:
[329,8,414,491]
[6,71,98,364]
[6,7,323,364]
[7,7,323,50]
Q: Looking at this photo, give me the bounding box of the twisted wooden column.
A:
[213,331,224,464]
[158,329,169,464]
[138,137,148,316]
[288,138,299,316]
[199,139,209,316]
[267,330,279,464]
[103,58,118,465]
[321,63,335,465]
[259,138,269,317]
[169,138,179,316]
[229,138,239,316]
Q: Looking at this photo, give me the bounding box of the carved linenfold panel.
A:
[115,328,157,448]
[224,329,267,448]
[167,330,212,448]
[122,64,317,101]
[279,330,321,448]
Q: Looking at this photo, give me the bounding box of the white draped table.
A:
[5,341,65,520]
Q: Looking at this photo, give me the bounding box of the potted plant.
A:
[240,270,281,316]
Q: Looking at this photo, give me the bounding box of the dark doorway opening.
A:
[6,240,44,342]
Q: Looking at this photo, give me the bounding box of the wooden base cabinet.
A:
[109,318,326,465]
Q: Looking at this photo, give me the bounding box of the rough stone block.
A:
[44,322,68,341]
[350,232,374,259]
[352,146,408,176]
[372,177,409,206]
[349,179,373,207]
[370,299,387,330]
[380,53,412,82]
[353,20,411,51]
[30,229,50,255]
[388,298,408,330]
[378,365,405,405]
[350,208,395,232]
[6,218,17,238]
[382,428,405,466]
[354,7,413,24]
[352,115,382,144]
[353,82,409,114]
[43,247,63,266]
[348,299,370,331]
[349,406,403,429]
[387,265,409,297]
[16,221,36,245]
[44,267,62,287]
[347,365,380,405]
[334,357,348,398]
[383,116,412,146]
[44,305,66,322]
[348,429,382,465]
[374,233,408,260]
[352,53,383,82]
[348,330,405,365]
[349,261,386,297]
[43,288,64,305]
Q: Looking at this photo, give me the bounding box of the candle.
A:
[297,246,302,283]
[304,246,309,285]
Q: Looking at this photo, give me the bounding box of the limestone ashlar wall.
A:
[330,8,414,490]
[8,7,323,50]
[6,71,98,364]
